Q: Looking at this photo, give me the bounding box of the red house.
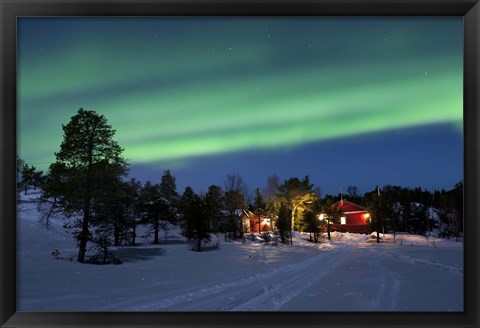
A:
[329,199,370,233]
[239,209,275,233]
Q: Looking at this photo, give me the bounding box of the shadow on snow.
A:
[111,246,166,263]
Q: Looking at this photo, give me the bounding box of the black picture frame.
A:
[1,0,479,327]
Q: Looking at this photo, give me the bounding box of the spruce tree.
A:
[41,108,126,263]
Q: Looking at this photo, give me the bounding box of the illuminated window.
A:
[340,217,346,225]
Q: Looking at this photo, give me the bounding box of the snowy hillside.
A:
[17,191,463,311]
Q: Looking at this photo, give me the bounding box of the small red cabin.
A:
[330,199,370,233]
[239,209,274,233]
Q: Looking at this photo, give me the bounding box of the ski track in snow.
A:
[67,242,462,312]
[358,242,463,274]
[393,254,463,274]
[367,253,402,311]
[100,249,347,311]
[229,250,346,311]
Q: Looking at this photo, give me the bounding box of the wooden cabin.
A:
[330,199,370,233]
[239,209,275,233]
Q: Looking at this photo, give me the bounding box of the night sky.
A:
[17,17,463,197]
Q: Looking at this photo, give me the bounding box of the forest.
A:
[17,108,463,264]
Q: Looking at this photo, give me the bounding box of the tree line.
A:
[17,109,463,264]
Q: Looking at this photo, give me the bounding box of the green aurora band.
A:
[17,17,463,172]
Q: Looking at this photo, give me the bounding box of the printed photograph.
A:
[16,17,463,311]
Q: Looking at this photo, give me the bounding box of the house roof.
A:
[334,199,368,213]
[239,209,277,219]
[240,209,254,217]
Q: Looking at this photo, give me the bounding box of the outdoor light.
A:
[364,213,371,223]
[319,214,324,221]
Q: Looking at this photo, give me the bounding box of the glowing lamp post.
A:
[319,213,331,225]
[314,214,325,243]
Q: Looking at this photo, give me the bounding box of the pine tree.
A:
[140,180,162,244]
[410,203,429,235]
[41,108,126,263]
[122,178,142,246]
[224,174,247,240]
[204,185,224,233]
[31,169,45,190]
[158,169,179,243]
[303,200,322,243]
[265,174,280,216]
[400,198,413,234]
[276,202,292,245]
[20,164,34,195]
[224,190,245,239]
[90,176,126,259]
[323,198,343,240]
[138,171,179,245]
[450,180,463,237]
[253,187,266,212]
[277,176,317,232]
[92,176,125,247]
[179,187,211,251]
[303,210,318,242]
[20,163,43,195]
[253,187,267,233]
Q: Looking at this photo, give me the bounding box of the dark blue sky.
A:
[129,122,462,197]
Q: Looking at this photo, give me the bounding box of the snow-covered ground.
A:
[17,191,463,312]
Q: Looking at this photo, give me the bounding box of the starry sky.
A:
[17,17,463,197]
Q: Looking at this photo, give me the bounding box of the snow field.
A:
[17,193,463,311]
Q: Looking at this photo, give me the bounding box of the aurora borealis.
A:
[17,17,463,195]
